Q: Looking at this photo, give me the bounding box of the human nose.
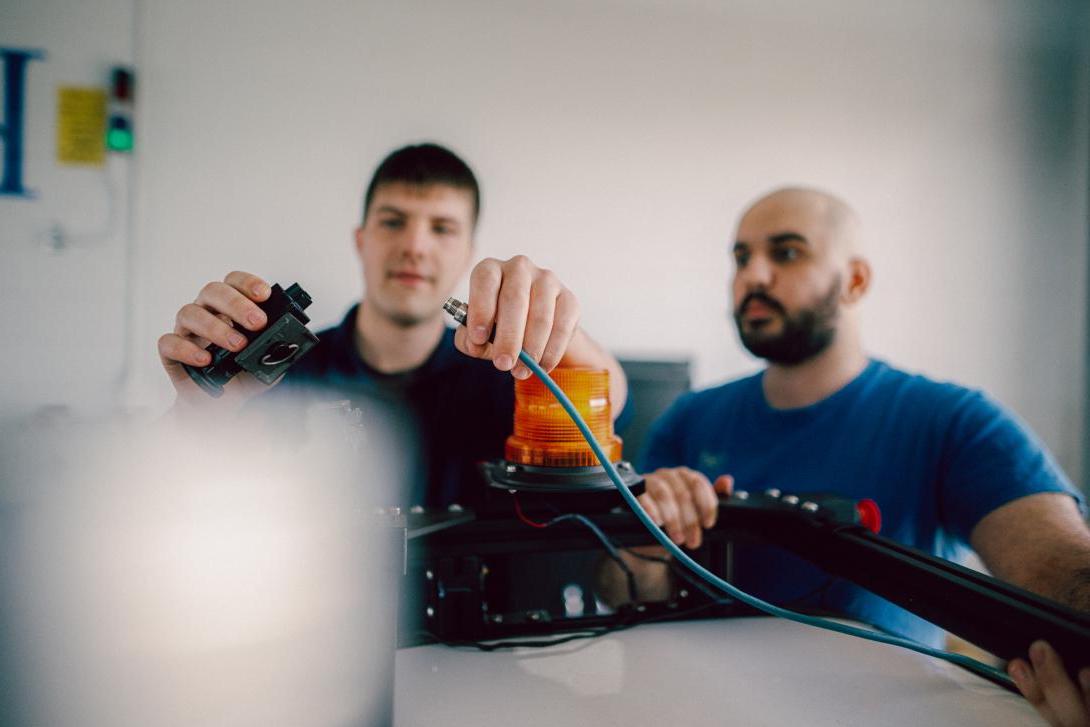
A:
[399,220,432,257]
[736,252,775,290]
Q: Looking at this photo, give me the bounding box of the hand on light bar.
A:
[1008,640,1090,727]
[640,467,734,550]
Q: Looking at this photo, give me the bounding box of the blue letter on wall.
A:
[1,48,45,198]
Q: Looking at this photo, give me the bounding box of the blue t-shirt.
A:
[641,359,1080,646]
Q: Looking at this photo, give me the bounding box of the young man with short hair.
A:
[158,143,627,507]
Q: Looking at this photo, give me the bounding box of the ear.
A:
[843,257,872,305]
[353,225,366,258]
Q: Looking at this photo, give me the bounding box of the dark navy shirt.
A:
[641,359,1081,647]
[270,305,516,508]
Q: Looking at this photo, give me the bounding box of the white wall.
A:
[0,0,136,414]
[4,0,1088,487]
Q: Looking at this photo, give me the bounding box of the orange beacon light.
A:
[505,367,621,467]
[443,298,642,493]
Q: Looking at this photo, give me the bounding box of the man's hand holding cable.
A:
[453,255,627,413]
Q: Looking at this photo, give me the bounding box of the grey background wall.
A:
[3,0,1089,488]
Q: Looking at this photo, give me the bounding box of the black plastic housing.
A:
[183,282,319,397]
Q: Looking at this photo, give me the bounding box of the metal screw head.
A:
[505,464,518,474]
[448,503,464,513]
[735,490,749,500]
[426,607,435,618]
[783,495,799,506]
[679,589,689,599]
[801,501,819,513]
[425,570,434,581]
[492,614,504,624]
[529,612,541,621]
[409,505,424,514]
[765,488,782,498]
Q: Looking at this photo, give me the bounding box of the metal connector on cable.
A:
[443,298,469,327]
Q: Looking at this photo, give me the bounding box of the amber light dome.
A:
[504,367,622,467]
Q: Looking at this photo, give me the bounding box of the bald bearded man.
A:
[599,187,1090,725]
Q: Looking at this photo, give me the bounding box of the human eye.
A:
[733,249,750,267]
[772,246,800,263]
[433,217,462,236]
[379,217,404,230]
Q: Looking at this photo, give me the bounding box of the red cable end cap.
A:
[856,499,882,534]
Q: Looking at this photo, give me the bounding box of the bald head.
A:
[738,187,863,261]
[730,186,872,366]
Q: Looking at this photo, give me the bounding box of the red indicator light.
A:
[856,499,882,534]
[111,67,133,102]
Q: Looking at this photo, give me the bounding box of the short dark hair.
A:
[362,143,480,225]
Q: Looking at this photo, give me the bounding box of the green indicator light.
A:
[106,118,133,152]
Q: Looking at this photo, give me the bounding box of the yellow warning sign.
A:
[56,87,107,166]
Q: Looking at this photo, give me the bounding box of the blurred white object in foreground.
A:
[1,404,400,726]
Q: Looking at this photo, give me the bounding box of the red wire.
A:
[512,494,549,528]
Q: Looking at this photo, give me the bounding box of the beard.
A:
[734,276,841,365]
